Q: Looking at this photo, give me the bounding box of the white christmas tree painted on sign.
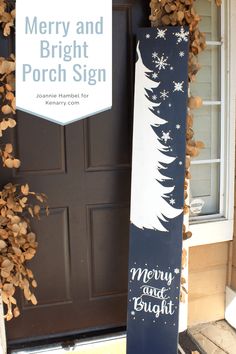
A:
[130,42,183,232]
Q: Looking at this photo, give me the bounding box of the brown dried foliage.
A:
[0,0,15,36]
[0,0,48,321]
[150,0,221,301]
[0,183,48,321]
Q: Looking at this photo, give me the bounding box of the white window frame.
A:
[180,2,235,332]
[189,0,236,247]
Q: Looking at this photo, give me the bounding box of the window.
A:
[189,0,235,245]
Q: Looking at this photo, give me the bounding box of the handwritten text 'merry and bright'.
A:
[130,267,177,319]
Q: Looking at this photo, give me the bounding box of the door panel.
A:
[2,0,149,344]
[15,116,66,174]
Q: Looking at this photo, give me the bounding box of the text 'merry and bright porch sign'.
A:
[16,0,112,125]
[127,27,189,354]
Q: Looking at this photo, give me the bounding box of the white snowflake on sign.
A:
[161,131,172,144]
[174,26,189,44]
[170,198,176,205]
[152,52,158,59]
[146,34,150,39]
[152,94,157,101]
[170,66,174,71]
[179,51,185,57]
[179,161,183,165]
[173,81,184,92]
[152,72,158,79]
[131,311,135,316]
[155,28,167,40]
[176,124,181,129]
[168,103,172,107]
[174,268,180,274]
[153,53,169,70]
[160,90,169,100]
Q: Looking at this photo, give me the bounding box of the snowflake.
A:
[176,124,181,129]
[146,34,150,39]
[174,26,189,44]
[152,94,157,101]
[153,53,169,71]
[155,28,167,40]
[161,131,172,144]
[160,90,169,100]
[170,66,174,71]
[174,268,180,274]
[152,72,158,79]
[179,161,183,165]
[170,198,176,205]
[168,103,172,107]
[152,52,158,59]
[179,51,185,57]
[157,110,160,114]
[173,81,184,92]
[131,311,135,316]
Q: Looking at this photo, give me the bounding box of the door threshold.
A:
[10,331,201,354]
[11,333,126,354]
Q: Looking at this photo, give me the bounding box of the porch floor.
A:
[188,320,236,354]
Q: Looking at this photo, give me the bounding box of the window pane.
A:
[190,46,221,101]
[191,105,221,161]
[194,0,221,41]
[190,0,222,219]
[190,163,220,216]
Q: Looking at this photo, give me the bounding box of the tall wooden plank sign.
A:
[127,27,189,354]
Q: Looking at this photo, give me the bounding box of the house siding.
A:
[188,242,229,326]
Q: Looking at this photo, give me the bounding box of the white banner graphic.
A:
[16,0,112,125]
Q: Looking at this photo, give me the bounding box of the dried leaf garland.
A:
[0,0,15,37]
[0,0,49,321]
[0,54,16,140]
[0,184,47,320]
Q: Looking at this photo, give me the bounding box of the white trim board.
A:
[189,219,234,247]
[0,300,6,354]
[225,286,236,330]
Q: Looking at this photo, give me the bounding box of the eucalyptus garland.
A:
[0,0,47,321]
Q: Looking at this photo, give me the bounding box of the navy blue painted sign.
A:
[127,27,189,354]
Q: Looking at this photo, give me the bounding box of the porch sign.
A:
[16,0,112,125]
[127,27,189,354]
